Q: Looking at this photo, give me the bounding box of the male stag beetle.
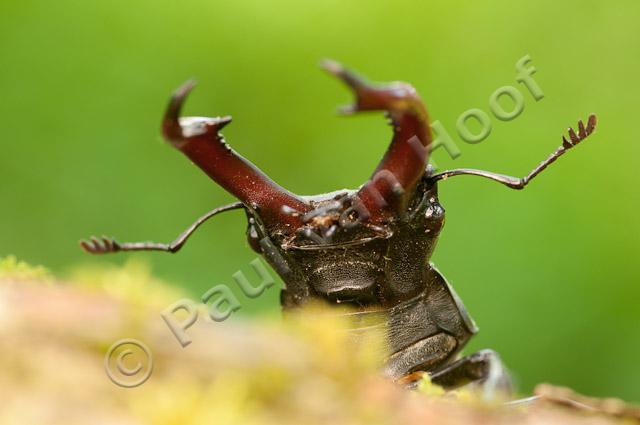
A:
[81,60,597,395]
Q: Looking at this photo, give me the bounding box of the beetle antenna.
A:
[428,114,598,189]
[80,202,245,254]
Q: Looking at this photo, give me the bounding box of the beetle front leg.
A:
[429,114,597,189]
[80,202,244,254]
[428,349,512,399]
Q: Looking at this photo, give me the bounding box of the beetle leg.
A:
[382,333,458,380]
[427,349,512,399]
[80,202,244,254]
[429,114,597,189]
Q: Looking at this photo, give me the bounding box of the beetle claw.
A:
[320,59,365,90]
[162,80,233,145]
[321,59,367,114]
[322,60,431,223]
[162,80,197,144]
[320,58,391,114]
[321,58,421,116]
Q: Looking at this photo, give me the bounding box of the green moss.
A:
[0,255,52,282]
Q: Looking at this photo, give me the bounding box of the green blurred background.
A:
[1,0,638,401]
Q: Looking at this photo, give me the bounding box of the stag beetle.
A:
[81,61,597,395]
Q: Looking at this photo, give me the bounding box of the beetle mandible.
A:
[81,61,597,395]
